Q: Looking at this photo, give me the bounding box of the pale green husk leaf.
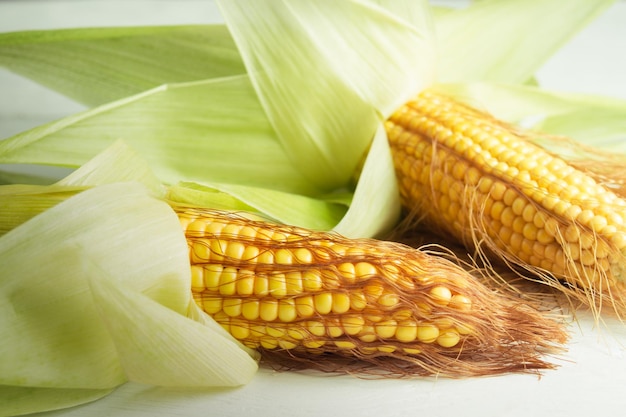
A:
[333,124,401,238]
[166,181,257,213]
[0,184,85,236]
[0,25,244,106]
[1,135,347,237]
[88,263,258,387]
[0,183,187,388]
[0,75,318,195]
[168,181,347,231]
[0,140,163,235]
[217,0,435,190]
[0,182,257,415]
[57,139,164,194]
[435,0,615,84]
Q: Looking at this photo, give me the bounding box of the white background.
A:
[1,1,626,416]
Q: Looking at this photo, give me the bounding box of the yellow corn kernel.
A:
[391,308,412,322]
[416,323,439,343]
[278,299,297,322]
[241,300,260,320]
[355,262,378,279]
[260,337,279,350]
[235,270,255,295]
[416,302,432,316]
[329,243,348,257]
[359,325,378,343]
[275,248,293,265]
[363,308,385,323]
[271,231,288,243]
[302,270,323,291]
[377,345,397,353]
[303,340,325,349]
[314,292,333,315]
[287,328,307,341]
[201,265,221,291]
[259,299,278,321]
[429,286,452,305]
[223,298,242,317]
[333,340,356,350]
[241,245,260,262]
[285,271,304,294]
[374,319,397,339]
[269,273,287,297]
[221,223,243,239]
[218,267,238,295]
[225,241,245,260]
[254,274,269,296]
[364,280,385,300]
[337,262,356,283]
[326,319,344,338]
[202,297,222,315]
[378,291,400,308]
[205,220,226,236]
[321,269,341,289]
[265,325,286,339]
[209,239,226,262]
[278,340,298,350]
[437,329,461,348]
[257,249,274,265]
[346,246,367,257]
[190,240,211,263]
[238,225,257,239]
[178,215,191,232]
[449,294,472,311]
[295,295,315,317]
[229,320,250,340]
[341,315,365,336]
[395,320,418,343]
[332,292,351,314]
[306,321,326,337]
[294,247,313,264]
[249,324,265,339]
[349,291,367,311]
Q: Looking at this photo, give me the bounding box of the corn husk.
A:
[0,149,258,415]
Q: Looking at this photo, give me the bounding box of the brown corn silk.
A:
[176,206,566,377]
[387,90,626,319]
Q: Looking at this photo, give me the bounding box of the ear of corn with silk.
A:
[387,90,626,318]
[176,206,566,377]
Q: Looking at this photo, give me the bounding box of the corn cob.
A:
[386,90,626,317]
[176,206,566,377]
